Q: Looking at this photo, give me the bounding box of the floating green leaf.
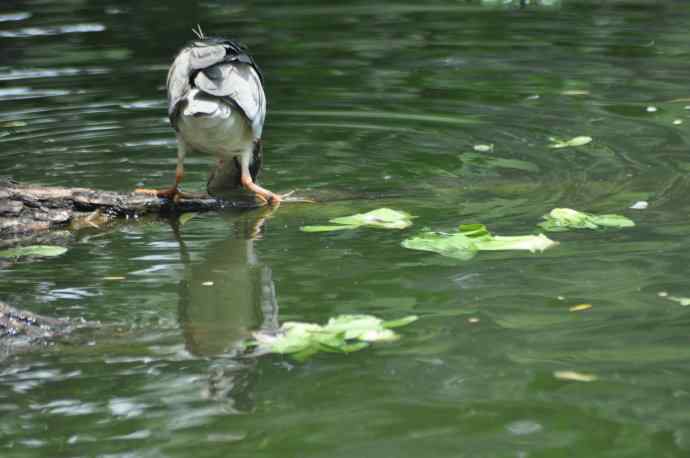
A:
[475,234,559,252]
[381,315,419,329]
[459,223,492,240]
[548,136,592,148]
[301,208,414,232]
[0,245,68,259]
[249,314,418,360]
[330,208,414,229]
[539,208,635,232]
[402,232,479,260]
[323,315,409,342]
[402,224,557,260]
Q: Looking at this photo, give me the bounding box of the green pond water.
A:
[2,0,690,456]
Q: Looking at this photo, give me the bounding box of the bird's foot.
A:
[240,174,310,206]
[255,190,297,207]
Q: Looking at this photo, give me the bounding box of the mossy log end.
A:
[0,178,259,241]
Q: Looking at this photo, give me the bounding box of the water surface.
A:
[2,1,690,456]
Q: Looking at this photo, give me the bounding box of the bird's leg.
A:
[135,139,187,200]
[240,173,282,206]
[238,153,286,206]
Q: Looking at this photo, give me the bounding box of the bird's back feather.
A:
[167,38,266,140]
[193,63,265,138]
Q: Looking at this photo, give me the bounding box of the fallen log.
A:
[0,178,260,242]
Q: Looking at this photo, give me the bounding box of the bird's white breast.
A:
[177,89,254,160]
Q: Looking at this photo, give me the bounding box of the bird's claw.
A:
[255,190,297,207]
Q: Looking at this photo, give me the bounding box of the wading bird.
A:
[137,27,285,205]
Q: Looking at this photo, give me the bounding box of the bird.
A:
[136,26,285,205]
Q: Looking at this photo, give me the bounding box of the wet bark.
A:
[0,178,258,242]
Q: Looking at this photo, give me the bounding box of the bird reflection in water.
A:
[172,207,279,409]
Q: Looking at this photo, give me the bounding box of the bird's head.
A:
[186,25,263,82]
[189,25,237,49]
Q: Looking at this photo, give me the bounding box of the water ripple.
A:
[0,67,110,81]
[0,87,69,100]
[0,23,105,38]
[0,12,31,22]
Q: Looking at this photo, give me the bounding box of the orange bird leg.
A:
[240,173,281,206]
[135,164,184,200]
[136,138,188,200]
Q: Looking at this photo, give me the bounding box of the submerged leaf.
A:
[299,225,358,233]
[301,208,414,232]
[539,208,635,231]
[549,136,592,148]
[460,152,539,173]
[0,245,68,258]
